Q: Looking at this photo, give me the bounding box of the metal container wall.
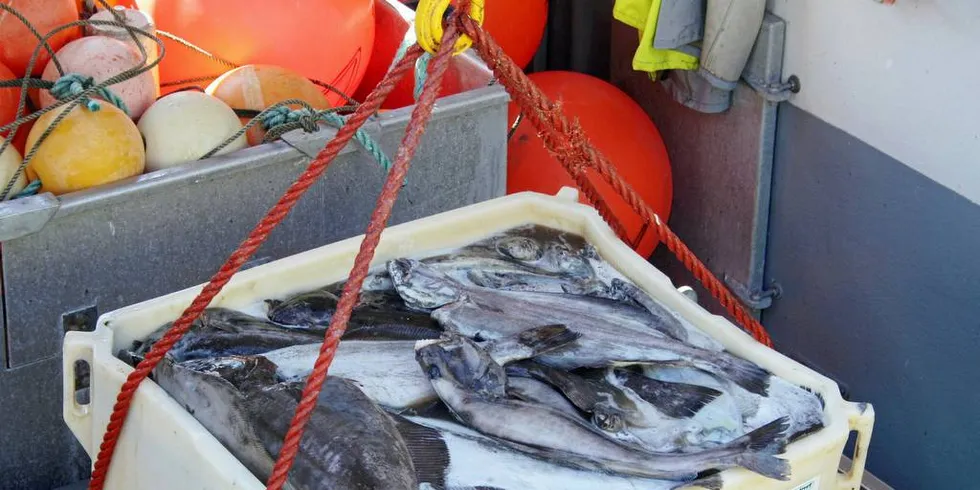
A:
[0,12,509,487]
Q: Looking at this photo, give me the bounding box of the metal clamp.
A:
[744,74,801,102]
[723,274,782,310]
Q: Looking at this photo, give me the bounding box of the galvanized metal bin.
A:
[0,8,509,484]
[63,188,875,490]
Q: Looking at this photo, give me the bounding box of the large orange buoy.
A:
[351,0,462,109]
[26,103,145,195]
[0,0,81,77]
[483,0,548,69]
[39,36,157,120]
[206,64,330,145]
[137,0,375,107]
[507,71,672,258]
[0,61,21,133]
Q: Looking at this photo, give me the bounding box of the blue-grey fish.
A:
[122,308,324,365]
[388,258,772,396]
[153,354,418,490]
[414,334,791,483]
[259,325,581,411]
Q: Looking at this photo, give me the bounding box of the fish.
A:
[611,368,724,419]
[121,308,324,365]
[264,286,443,340]
[259,325,581,411]
[415,334,792,483]
[505,377,583,419]
[608,279,724,351]
[396,415,700,490]
[153,354,418,490]
[389,258,772,396]
[505,361,635,432]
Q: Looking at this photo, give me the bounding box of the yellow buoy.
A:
[0,138,28,199]
[26,103,145,196]
[137,91,248,172]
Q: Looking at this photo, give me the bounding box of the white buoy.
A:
[137,91,248,172]
[0,138,27,199]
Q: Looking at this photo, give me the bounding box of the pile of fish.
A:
[120,225,826,490]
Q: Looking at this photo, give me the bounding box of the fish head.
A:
[494,236,544,262]
[387,258,464,309]
[415,336,507,398]
[541,241,595,279]
[177,355,281,393]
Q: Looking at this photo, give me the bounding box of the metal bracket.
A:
[61,304,99,334]
[741,13,801,103]
[723,274,782,310]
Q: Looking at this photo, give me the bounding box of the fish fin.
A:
[516,324,582,357]
[623,374,724,418]
[726,417,791,480]
[671,474,723,490]
[711,353,772,396]
[391,416,449,488]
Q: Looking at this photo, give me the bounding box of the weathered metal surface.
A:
[609,14,788,319]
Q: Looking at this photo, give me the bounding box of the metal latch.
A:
[723,274,782,310]
[743,74,801,103]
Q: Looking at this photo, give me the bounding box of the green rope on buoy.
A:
[259,106,320,134]
[12,179,42,199]
[50,73,130,115]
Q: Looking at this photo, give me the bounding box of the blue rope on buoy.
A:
[50,73,130,115]
[260,107,397,180]
[13,179,42,199]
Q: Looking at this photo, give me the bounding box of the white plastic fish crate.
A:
[62,188,875,490]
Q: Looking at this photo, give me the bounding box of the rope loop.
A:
[50,74,130,115]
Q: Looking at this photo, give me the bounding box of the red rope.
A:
[458,16,774,347]
[262,13,464,490]
[86,40,428,490]
[88,3,772,487]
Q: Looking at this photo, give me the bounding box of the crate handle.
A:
[63,332,96,456]
[837,401,876,489]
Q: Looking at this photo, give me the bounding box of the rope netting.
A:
[1,1,773,488]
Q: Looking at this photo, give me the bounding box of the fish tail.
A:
[725,417,791,480]
[707,352,772,396]
[516,324,582,357]
[391,416,450,488]
[670,474,723,490]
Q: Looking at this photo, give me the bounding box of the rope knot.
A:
[50,73,130,115]
[260,106,321,134]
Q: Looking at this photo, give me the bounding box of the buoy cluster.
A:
[0,0,376,198]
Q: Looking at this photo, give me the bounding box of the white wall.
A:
[767,0,980,204]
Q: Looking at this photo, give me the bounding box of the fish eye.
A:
[427,365,441,380]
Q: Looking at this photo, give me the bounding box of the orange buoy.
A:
[138,0,375,107]
[206,64,331,145]
[352,0,464,109]
[483,0,548,70]
[0,61,22,132]
[26,103,145,195]
[39,36,157,120]
[0,0,82,77]
[507,71,672,258]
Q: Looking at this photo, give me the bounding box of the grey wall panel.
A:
[764,104,980,489]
